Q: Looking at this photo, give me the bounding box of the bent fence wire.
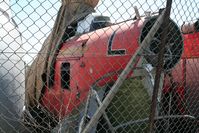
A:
[0,0,199,132]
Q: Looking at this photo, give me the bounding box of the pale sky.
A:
[10,0,199,64]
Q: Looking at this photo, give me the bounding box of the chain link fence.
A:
[0,0,199,132]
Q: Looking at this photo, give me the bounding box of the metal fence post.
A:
[148,0,173,132]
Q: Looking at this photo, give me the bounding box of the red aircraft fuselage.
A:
[163,31,199,116]
[41,19,142,118]
[40,16,183,119]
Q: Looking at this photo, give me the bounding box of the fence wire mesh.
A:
[0,0,199,132]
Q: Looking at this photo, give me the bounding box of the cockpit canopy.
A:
[89,16,111,31]
[76,15,111,34]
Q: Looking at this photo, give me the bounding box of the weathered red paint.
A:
[41,19,144,118]
[163,31,199,115]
